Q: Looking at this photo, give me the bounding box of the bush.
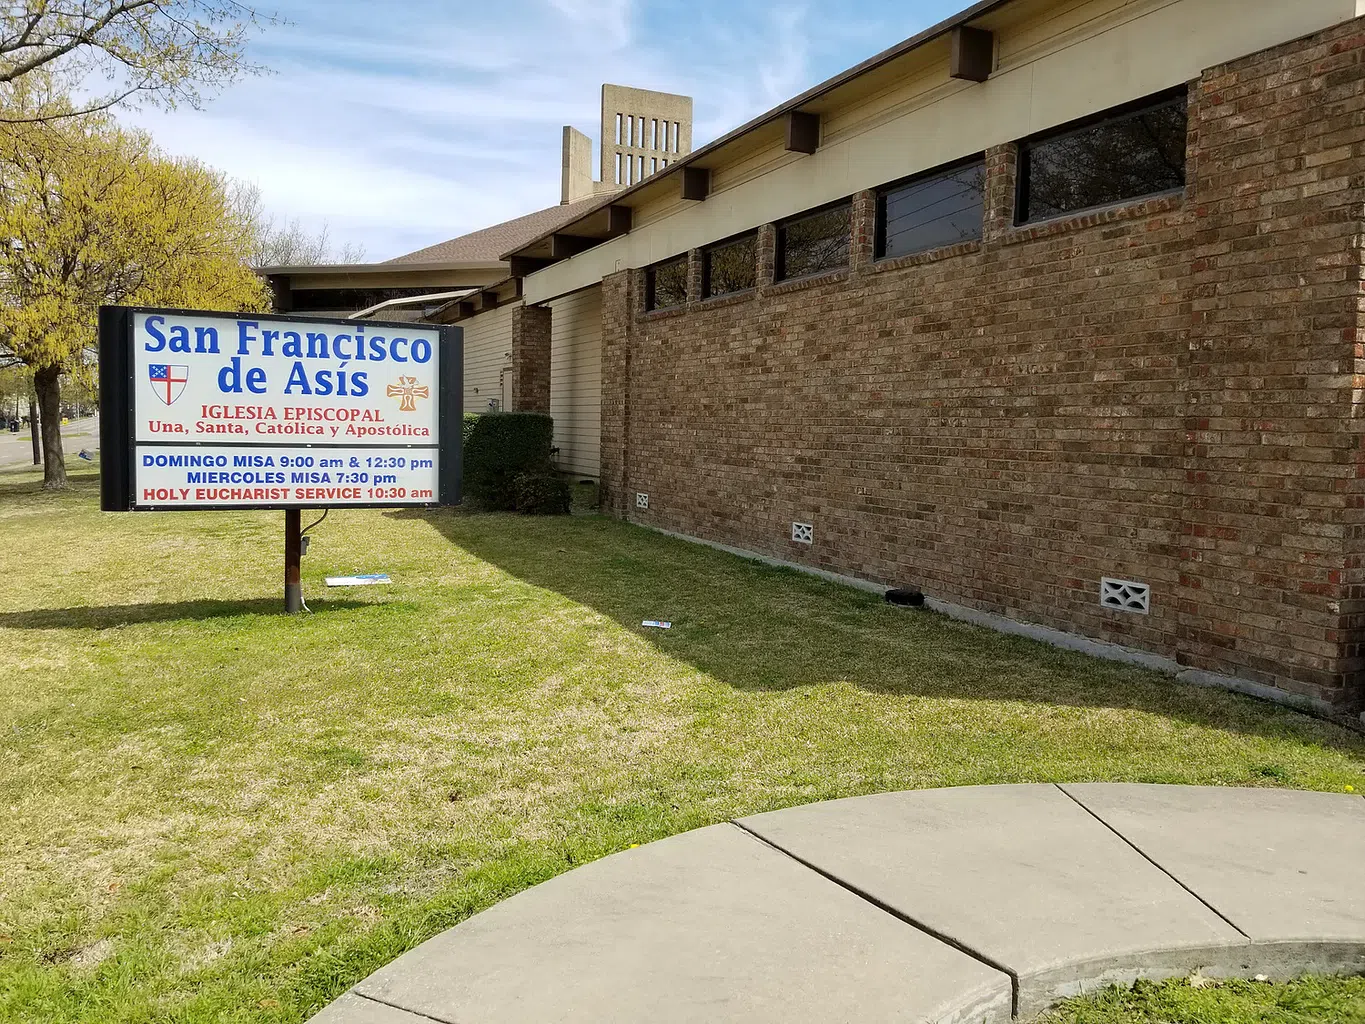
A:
[463,412,554,510]
[461,412,480,449]
[513,472,572,515]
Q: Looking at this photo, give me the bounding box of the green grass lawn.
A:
[1041,975,1365,1024]
[2,462,1364,1024]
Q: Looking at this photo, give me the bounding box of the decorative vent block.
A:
[635,492,649,510]
[1100,577,1150,614]
[791,522,814,545]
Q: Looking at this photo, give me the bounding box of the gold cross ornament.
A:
[386,375,430,413]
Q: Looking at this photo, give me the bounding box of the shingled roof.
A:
[384,196,605,265]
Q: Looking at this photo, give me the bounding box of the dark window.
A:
[777,202,851,281]
[877,158,986,259]
[1018,90,1188,224]
[645,254,689,310]
[702,233,757,298]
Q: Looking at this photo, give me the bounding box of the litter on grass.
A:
[641,620,671,629]
[326,574,392,587]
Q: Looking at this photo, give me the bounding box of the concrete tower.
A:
[561,84,693,204]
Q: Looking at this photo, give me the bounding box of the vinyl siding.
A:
[549,287,602,479]
[461,305,514,414]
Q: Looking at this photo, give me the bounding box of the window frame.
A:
[1014,86,1189,226]
[701,230,759,299]
[644,253,690,311]
[874,154,987,261]
[775,198,853,283]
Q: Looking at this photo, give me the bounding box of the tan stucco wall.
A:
[526,0,1361,304]
[548,287,603,479]
[461,304,515,415]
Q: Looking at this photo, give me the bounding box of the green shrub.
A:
[463,412,554,510]
[461,412,480,449]
[514,472,572,515]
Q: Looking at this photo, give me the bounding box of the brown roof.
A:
[385,196,606,265]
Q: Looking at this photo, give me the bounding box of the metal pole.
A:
[285,509,302,613]
[28,399,39,465]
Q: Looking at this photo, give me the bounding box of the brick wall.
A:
[600,271,633,517]
[510,303,552,413]
[597,17,1365,713]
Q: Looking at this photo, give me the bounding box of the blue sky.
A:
[126,0,969,261]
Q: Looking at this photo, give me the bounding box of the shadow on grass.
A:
[401,508,1365,757]
[0,597,379,630]
[0,463,100,500]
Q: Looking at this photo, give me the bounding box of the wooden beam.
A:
[477,290,500,311]
[267,275,293,313]
[785,111,819,154]
[680,167,709,202]
[605,204,632,236]
[950,26,994,82]
[508,256,552,278]
[550,234,596,260]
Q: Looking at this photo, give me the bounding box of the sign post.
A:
[99,306,462,611]
[285,508,303,613]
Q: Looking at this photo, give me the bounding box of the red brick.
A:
[595,18,1365,713]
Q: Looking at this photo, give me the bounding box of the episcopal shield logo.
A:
[148,364,189,405]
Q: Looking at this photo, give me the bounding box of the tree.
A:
[0,1,269,123]
[0,109,268,488]
[0,363,33,416]
[0,364,39,463]
[231,179,367,267]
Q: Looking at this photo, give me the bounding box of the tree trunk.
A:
[34,364,66,490]
[28,398,40,465]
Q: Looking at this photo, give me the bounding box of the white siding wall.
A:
[549,287,602,479]
[460,305,514,415]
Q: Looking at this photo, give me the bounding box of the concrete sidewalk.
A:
[309,784,1365,1023]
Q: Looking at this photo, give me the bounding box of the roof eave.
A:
[256,260,508,277]
[504,0,1012,264]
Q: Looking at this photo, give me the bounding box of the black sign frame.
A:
[99,305,462,512]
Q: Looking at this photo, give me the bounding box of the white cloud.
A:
[120,0,915,260]
[547,0,634,50]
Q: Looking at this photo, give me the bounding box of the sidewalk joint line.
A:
[728,820,1020,1018]
[1053,784,1250,940]
[354,991,458,1023]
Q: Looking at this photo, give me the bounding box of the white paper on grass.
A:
[641,620,671,629]
[325,574,392,587]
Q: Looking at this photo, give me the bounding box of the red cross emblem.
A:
[148,364,189,405]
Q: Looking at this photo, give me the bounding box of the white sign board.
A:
[134,445,440,506]
[100,307,460,511]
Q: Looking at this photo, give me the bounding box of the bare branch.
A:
[0,1,275,123]
[0,3,162,82]
[0,82,148,122]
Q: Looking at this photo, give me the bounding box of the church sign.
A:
[99,307,462,511]
[99,306,462,613]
